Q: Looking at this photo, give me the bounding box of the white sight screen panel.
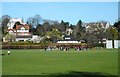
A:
[106,40,113,49]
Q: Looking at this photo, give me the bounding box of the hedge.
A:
[2,43,91,49]
[2,45,46,49]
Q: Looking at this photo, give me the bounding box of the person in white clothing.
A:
[8,51,10,55]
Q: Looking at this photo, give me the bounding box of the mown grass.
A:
[2,49,118,76]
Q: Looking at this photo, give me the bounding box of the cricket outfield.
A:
[2,49,118,77]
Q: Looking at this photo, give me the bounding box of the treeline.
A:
[25,14,119,46]
[26,14,84,40]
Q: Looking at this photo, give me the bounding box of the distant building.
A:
[7,18,22,29]
[6,18,32,42]
[66,28,73,36]
[57,35,81,44]
[31,35,43,43]
[83,21,110,33]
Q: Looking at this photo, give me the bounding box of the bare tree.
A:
[27,14,42,28]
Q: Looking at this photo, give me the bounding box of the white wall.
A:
[57,41,80,43]
[16,38,31,41]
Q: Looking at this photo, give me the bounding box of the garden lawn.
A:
[2,49,118,76]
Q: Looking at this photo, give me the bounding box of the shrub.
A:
[2,42,90,49]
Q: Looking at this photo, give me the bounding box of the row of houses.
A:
[3,18,80,43]
[83,21,110,33]
[2,18,119,48]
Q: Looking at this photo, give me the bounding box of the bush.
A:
[95,43,105,47]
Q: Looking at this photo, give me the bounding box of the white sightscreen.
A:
[106,40,113,49]
[114,40,118,48]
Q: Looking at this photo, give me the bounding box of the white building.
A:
[7,18,22,29]
[5,18,32,42]
[84,22,110,33]
[66,28,73,36]
[31,35,43,43]
[57,41,80,43]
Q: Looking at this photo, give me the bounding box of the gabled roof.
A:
[16,24,29,30]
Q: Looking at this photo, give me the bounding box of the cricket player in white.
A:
[8,51,10,55]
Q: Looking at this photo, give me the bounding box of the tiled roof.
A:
[16,24,29,30]
[23,24,29,29]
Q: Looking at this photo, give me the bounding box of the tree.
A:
[107,27,118,40]
[84,33,98,46]
[27,14,42,28]
[42,21,51,34]
[105,27,118,48]
[34,14,42,26]
[5,33,16,42]
[52,21,61,30]
[114,21,120,31]
[32,28,37,35]
[114,21,120,39]
[75,20,85,40]
[0,27,2,42]
[118,21,120,39]
[36,24,44,36]
[1,15,11,36]
[2,15,11,20]
[76,20,82,30]
[43,28,62,43]
[60,20,69,32]
[22,17,24,23]
[27,17,33,26]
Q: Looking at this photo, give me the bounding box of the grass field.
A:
[2,49,118,77]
